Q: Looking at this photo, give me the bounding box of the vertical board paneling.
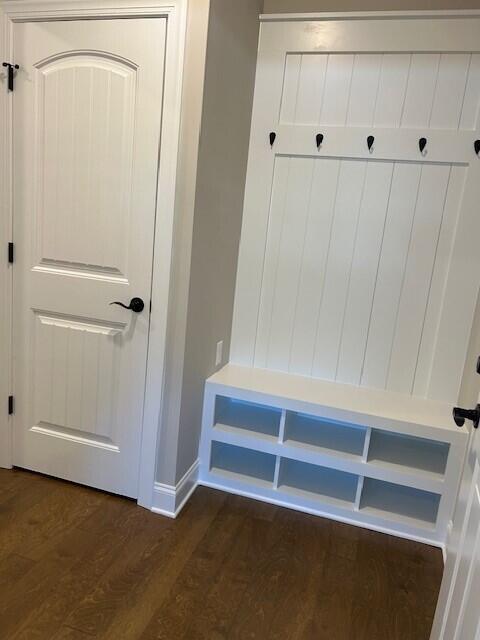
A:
[387,165,451,394]
[42,72,59,264]
[460,54,480,129]
[233,43,480,401]
[66,326,85,430]
[346,54,382,126]
[230,50,286,366]
[51,325,69,427]
[361,163,422,389]
[253,158,291,368]
[319,55,354,125]
[312,161,367,380]
[414,166,466,396]
[34,320,54,426]
[336,162,394,385]
[264,158,315,371]
[429,55,470,129]
[95,334,116,439]
[81,330,100,435]
[38,61,133,275]
[289,159,341,375]
[401,54,440,128]
[373,54,411,127]
[295,55,328,125]
[280,54,301,124]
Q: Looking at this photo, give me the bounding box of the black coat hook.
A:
[474,140,480,156]
[2,62,19,92]
[269,132,276,147]
[367,135,374,151]
[419,137,427,154]
[316,133,324,149]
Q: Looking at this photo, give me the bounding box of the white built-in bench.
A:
[199,365,468,547]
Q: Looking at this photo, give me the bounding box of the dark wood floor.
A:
[0,468,442,640]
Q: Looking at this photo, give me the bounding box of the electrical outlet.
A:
[215,340,223,367]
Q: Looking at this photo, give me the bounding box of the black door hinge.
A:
[2,63,19,92]
[8,243,14,264]
[8,396,14,416]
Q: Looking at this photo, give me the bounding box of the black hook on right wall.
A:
[419,137,427,154]
[474,140,480,156]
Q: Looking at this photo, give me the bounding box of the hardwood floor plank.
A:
[66,487,226,639]
[138,497,248,640]
[0,553,35,591]
[52,626,94,640]
[0,470,443,640]
[0,523,103,638]
[0,475,103,563]
[8,498,161,640]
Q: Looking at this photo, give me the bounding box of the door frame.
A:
[0,0,188,509]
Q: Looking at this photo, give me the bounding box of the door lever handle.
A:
[453,405,480,429]
[110,297,145,313]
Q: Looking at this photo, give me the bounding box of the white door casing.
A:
[231,15,480,405]
[0,0,188,507]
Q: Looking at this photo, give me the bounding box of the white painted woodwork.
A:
[431,392,480,638]
[199,364,468,546]
[231,17,480,404]
[13,18,166,498]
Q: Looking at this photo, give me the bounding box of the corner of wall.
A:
[154,0,211,487]
[173,0,262,485]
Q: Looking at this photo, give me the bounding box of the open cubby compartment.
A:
[283,411,367,459]
[210,441,277,487]
[278,458,359,508]
[213,395,282,441]
[360,478,441,528]
[367,430,450,479]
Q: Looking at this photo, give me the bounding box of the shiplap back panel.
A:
[279,52,478,129]
[231,18,480,403]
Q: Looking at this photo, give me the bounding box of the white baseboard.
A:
[152,458,199,518]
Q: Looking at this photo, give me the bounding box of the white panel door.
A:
[431,414,480,639]
[12,19,166,498]
[231,17,480,404]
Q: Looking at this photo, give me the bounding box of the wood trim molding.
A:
[0,0,189,510]
[260,10,480,22]
[152,459,199,518]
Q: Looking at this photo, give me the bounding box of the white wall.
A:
[156,0,262,485]
[155,0,211,486]
[174,0,263,483]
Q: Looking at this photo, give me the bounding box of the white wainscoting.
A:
[231,20,480,404]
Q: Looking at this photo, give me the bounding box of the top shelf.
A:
[207,365,462,443]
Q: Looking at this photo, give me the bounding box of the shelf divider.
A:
[273,455,281,489]
[278,409,287,444]
[354,476,365,511]
[362,427,372,462]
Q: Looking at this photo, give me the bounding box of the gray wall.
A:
[155,0,211,486]
[264,0,480,10]
[175,0,262,482]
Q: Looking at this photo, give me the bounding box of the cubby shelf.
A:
[200,365,468,546]
[210,441,276,488]
[278,459,359,509]
[367,430,449,482]
[283,412,366,460]
[214,396,281,443]
[360,478,441,530]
